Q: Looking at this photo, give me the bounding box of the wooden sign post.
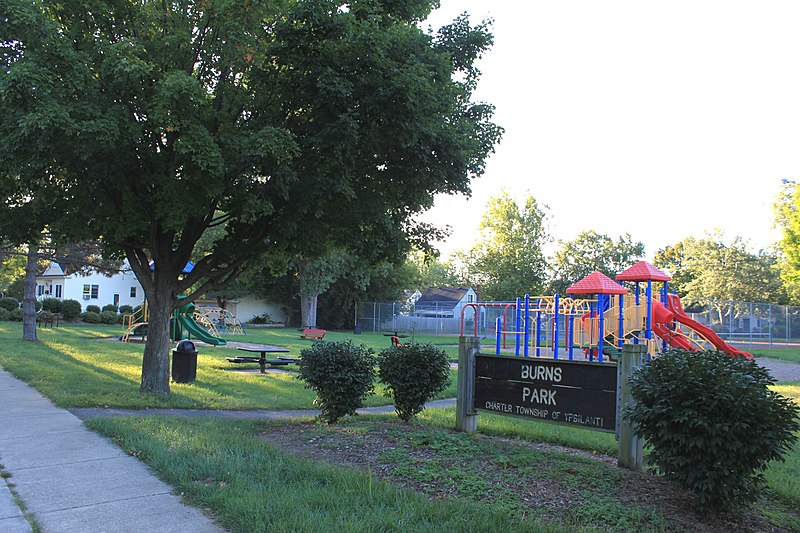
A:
[617,344,645,470]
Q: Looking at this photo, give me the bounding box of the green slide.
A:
[173,299,227,346]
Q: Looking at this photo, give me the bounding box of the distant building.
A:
[36,260,288,323]
[35,261,144,310]
[414,286,477,318]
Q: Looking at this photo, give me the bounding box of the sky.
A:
[417,1,800,260]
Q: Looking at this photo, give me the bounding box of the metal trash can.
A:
[172,340,198,383]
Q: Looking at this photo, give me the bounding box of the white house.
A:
[37,260,288,322]
[36,261,145,310]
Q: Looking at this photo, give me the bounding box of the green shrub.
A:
[0,297,19,312]
[118,304,134,315]
[9,308,24,321]
[378,343,451,421]
[40,297,62,313]
[102,304,118,313]
[626,349,800,512]
[80,311,101,324]
[297,340,375,424]
[248,313,274,324]
[60,299,82,320]
[100,310,118,324]
[0,308,9,321]
[85,305,101,314]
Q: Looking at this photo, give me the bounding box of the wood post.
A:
[617,343,646,470]
[456,335,479,433]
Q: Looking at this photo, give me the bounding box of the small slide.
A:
[652,294,751,360]
[174,303,227,346]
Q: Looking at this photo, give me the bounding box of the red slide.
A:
[656,294,753,360]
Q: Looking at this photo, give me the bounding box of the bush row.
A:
[297,340,451,424]
[0,298,137,323]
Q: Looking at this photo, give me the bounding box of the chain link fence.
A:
[356,301,516,337]
[678,298,800,347]
[357,298,800,347]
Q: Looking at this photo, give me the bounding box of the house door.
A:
[113,294,120,307]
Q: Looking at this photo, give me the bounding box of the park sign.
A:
[473,354,617,432]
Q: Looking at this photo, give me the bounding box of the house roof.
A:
[566,272,627,295]
[36,262,66,278]
[615,261,672,282]
[416,286,472,304]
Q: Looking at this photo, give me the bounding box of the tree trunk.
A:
[140,281,175,394]
[300,293,318,328]
[23,244,38,341]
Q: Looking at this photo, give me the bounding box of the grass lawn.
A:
[0,323,456,409]
[2,321,799,531]
[751,347,800,364]
[87,416,583,533]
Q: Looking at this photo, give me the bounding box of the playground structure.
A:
[461,261,753,362]
[121,299,231,346]
[121,261,237,345]
[194,305,245,336]
[121,301,149,343]
[171,299,228,346]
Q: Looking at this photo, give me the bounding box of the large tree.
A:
[547,231,644,295]
[460,191,550,301]
[775,180,800,303]
[655,233,786,315]
[1,1,500,393]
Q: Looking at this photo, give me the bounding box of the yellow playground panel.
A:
[578,294,721,357]
[194,305,245,335]
[121,301,149,343]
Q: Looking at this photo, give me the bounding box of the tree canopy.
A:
[775,180,800,303]
[460,191,550,301]
[1,0,501,393]
[547,231,644,295]
[654,233,786,305]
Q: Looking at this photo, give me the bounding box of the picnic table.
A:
[227,346,294,374]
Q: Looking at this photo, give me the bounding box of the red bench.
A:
[300,328,327,340]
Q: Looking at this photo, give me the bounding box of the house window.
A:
[83,284,99,299]
[38,285,44,296]
[55,285,62,298]
[130,287,137,298]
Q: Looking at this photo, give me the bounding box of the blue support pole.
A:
[523,295,531,357]
[515,297,522,357]
[597,294,605,363]
[645,280,653,342]
[661,281,669,352]
[617,294,625,349]
[568,309,575,360]
[535,299,542,357]
[553,294,560,359]
[633,283,640,345]
[495,317,502,355]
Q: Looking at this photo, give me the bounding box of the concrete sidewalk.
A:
[0,368,225,533]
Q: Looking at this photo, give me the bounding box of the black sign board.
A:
[474,355,617,432]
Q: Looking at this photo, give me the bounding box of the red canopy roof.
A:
[566,272,627,295]
[615,261,672,282]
